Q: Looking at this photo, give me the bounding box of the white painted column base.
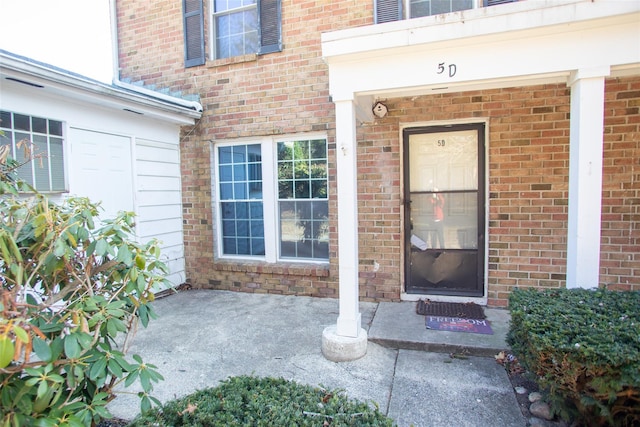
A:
[321,325,368,362]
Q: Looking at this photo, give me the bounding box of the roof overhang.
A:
[0,50,202,126]
[321,0,640,122]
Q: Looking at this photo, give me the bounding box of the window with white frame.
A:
[215,136,329,262]
[212,0,259,59]
[0,110,66,192]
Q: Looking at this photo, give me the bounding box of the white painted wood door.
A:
[69,128,134,220]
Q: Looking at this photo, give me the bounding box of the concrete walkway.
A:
[107,290,525,426]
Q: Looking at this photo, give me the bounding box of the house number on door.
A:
[437,62,457,77]
[437,139,446,147]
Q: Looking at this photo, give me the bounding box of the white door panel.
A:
[69,129,134,220]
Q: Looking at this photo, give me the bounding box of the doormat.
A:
[426,316,494,335]
[416,300,486,319]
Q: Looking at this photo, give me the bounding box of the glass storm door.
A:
[404,124,485,296]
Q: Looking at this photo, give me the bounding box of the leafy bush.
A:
[508,288,640,426]
[129,375,395,426]
[1,152,166,425]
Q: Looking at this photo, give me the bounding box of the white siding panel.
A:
[137,190,182,207]
[140,231,184,248]
[137,218,183,238]
[137,160,181,177]
[136,175,181,192]
[135,139,185,288]
[138,204,182,222]
[136,140,179,162]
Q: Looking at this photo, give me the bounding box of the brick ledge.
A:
[212,260,330,277]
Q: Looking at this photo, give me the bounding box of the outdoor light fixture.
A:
[372,101,388,118]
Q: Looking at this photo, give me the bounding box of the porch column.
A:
[566,67,609,289]
[321,98,367,362]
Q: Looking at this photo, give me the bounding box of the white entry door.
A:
[69,129,134,220]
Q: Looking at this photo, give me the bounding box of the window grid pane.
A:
[213,2,258,59]
[277,139,328,260]
[218,144,264,256]
[0,111,65,192]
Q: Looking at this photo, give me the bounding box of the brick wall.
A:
[116,0,639,306]
[358,78,639,306]
[601,78,640,291]
[116,0,374,299]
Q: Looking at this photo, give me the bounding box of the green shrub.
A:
[508,287,640,426]
[129,375,395,426]
[1,172,165,424]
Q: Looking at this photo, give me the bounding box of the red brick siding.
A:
[116,0,639,306]
[117,0,374,299]
[601,78,640,291]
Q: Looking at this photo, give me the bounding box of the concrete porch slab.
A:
[368,301,511,357]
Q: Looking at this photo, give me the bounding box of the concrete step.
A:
[367,301,511,358]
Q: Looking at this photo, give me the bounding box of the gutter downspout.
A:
[108,0,203,113]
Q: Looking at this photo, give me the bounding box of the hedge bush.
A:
[508,287,640,426]
[129,375,395,426]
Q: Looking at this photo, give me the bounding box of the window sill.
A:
[206,54,258,68]
[213,260,330,278]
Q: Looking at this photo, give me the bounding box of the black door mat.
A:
[416,300,486,319]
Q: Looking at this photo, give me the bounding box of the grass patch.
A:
[128,375,395,426]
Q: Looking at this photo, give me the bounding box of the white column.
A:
[321,98,367,362]
[566,67,609,289]
[334,99,361,337]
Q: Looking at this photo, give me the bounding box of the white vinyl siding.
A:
[135,139,186,286]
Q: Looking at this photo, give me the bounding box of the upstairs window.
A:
[0,110,66,192]
[182,0,282,67]
[375,0,516,23]
[213,0,259,59]
[410,0,473,17]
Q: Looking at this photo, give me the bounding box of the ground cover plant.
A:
[129,375,395,427]
[508,287,640,426]
[1,143,165,426]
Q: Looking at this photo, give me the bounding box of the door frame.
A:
[400,120,489,304]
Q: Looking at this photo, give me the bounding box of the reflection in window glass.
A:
[410,191,477,250]
[277,139,328,260]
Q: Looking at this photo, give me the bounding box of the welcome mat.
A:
[416,300,486,319]
[426,316,494,335]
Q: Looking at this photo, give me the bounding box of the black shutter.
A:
[484,0,518,6]
[183,0,205,67]
[258,0,282,54]
[375,0,402,24]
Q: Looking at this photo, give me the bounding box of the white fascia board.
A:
[0,52,202,125]
[325,8,639,102]
[322,0,640,60]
